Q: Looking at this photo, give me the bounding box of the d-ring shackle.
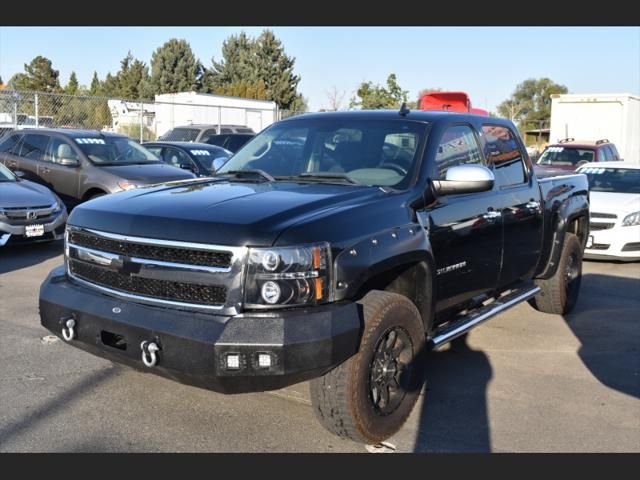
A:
[141,341,160,367]
[61,318,76,341]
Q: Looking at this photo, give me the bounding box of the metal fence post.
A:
[13,96,17,128]
[139,100,144,142]
[35,92,39,127]
[218,106,222,134]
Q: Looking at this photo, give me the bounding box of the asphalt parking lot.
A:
[0,240,638,452]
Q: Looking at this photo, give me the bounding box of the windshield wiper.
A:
[290,172,360,184]
[219,169,276,182]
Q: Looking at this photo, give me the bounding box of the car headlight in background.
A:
[117,180,142,191]
[244,243,332,308]
[622,211,640,227]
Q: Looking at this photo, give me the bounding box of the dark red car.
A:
[534,138,621,177]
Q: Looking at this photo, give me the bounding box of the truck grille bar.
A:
[65,226,248,314]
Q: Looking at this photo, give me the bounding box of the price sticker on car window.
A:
[190,150,210,156]
[75,138,106,145]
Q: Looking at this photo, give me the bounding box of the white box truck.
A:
[549,93,640,162]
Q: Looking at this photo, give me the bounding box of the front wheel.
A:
[310,290,426,444]
[529,232,583,315]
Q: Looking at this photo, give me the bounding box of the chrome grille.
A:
[66,227,247,313]
[1,204,58,221]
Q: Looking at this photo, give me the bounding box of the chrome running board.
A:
[429,285,541,348]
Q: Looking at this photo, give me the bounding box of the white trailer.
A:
[153,92,278,139]
[549,93,640,162]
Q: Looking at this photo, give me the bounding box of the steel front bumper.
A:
[584,224,640,261]
[39,266,362,393]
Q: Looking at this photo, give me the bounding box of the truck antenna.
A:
[399,102,410,117]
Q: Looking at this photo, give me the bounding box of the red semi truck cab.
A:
[418,91,488,115]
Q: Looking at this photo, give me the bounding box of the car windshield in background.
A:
[537,146,595,166]
[578,167,640,194]
[217,118,428,188]
[160,128,200,142]
[75,137,160,166]
[189,146,232,171]
[0,162,17,182]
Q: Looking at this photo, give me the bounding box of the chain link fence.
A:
[0,90,283,141]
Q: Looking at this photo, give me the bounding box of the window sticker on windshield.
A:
[582,167,606,174]
[547,146,564,153]
[190,149,210,156]
[75,138,106,145]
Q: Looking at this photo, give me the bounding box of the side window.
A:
[164,148,192,168]
[434,125,483,179]
[201,129,217,139]
[609,144,620,161]
[44,137,79,163]
[220,128,233,134]
[0,133,23,155]
[599,146,612,162]
[481,125,526,187]
[144,146,163,158]
[19,134,50,161]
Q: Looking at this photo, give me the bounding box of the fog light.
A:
[261,281,281,304]
[226,353,240,370]
[257,353,272,368]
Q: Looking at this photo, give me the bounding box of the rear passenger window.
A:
[19,134,50,161]
[45,137,80,163]
[600,146,613,162]
[482,125,526,186]
[609,144,620,161]
[434,125,483,179]
[0,133,23,154]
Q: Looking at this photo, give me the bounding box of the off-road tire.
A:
[529,232,583,315]
[310,290,425,444]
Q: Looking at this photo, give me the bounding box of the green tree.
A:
[150,38,201,94]
[207,29,303,110]
[349,73,408,110]
[65,71,79,95]
[8,56,61,93]
[89,71,102,95]
[115,52,153,100]
[497,78,568,130]
[0,75,4,90]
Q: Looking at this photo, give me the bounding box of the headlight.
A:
[622,211,640,227]
[244,243,332,308]
[117,180,141,191]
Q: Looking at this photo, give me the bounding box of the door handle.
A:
[483,209,502,220]
[42,168,51,174]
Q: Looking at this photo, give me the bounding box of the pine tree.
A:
[65,71,79,95]
[150,38,201,94]
[8,56,61,92]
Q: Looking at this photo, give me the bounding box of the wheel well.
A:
[568,215,588,246]
[82,188,107,200]
[356,261,434,332]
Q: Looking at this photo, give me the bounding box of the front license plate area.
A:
[25,224,45,237]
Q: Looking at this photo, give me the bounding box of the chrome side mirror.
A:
[432,164,495,195]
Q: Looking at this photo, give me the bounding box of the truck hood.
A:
[0,180,56,208]
[100,163,195,183]
[589,191,640,216]
[68,179,388,246]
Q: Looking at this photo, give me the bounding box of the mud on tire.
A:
[310,290,426,444]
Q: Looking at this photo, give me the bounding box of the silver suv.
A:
[158,124,255,143]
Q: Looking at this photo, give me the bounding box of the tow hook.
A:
[141,341,160,368]
[61,317,76,341]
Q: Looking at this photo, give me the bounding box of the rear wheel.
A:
[310,290,426,444]
[529,232,583,315]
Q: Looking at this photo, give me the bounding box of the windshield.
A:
[0,162,16,182]
[537,146,595,167]
[218,118,428,188]
[74,137,160,166]
[188,146,232,172]
[160,128,200,142]
[577,167,640,194]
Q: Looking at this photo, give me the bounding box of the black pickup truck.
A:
[39,110,589,444]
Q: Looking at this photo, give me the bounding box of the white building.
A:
[153,91,278,138]
[107,99,156,133]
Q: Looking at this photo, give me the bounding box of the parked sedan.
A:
[203,133,255,153]
[0,129,196,208]
[577,162,640,261]
[0,162,67,247]
[143,141,233,177]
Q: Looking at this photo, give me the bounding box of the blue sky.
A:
[0,27,638,111]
